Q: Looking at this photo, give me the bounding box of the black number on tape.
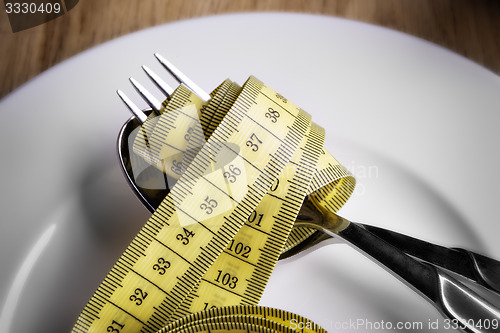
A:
[246,133,262,152]
[228,240,252,258]
[215,270,238,289]
[152,257,171,275]
[171,160,183,176]
[129,288,148,306]
[265,107,280,123]
[200,196,218,214]
[176,228,195,245]
[223,164,241,183]
[247,210,263,227]
[106,320,125,333]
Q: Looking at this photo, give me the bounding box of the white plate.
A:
[1,13,499,332]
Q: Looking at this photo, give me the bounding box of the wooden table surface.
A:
[1,0,499,99]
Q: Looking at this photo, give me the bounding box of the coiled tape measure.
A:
[72,76,355,332]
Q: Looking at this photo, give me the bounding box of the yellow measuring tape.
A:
[72,76,355,332]
[160,305,327,333]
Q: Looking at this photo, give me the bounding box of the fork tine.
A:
[116,90,148,123]
[129,77,163,111]
[154,53,211,101]
[142,65,174,98]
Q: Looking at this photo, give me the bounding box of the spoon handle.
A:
[334,222,500,333]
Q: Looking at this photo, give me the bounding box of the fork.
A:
[116,54,500,333]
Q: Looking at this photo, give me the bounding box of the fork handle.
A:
[454,248,500,294]
[336,222,500,333]
[362,224,500,293]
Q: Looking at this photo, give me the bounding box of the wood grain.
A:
[1,0,499,99]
